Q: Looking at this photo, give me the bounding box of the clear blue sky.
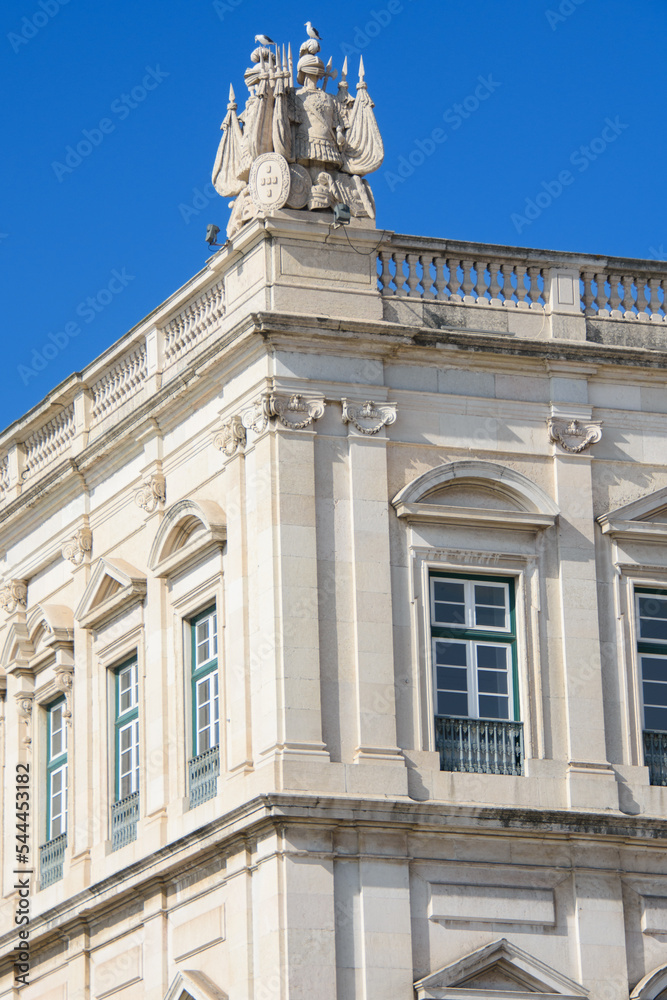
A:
[2,0,666,430]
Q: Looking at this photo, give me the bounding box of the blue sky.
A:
[2,0,666,430]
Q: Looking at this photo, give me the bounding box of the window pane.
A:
[642,657,667,681]
[437,692,468,717]
[433,581,465,625]
[475,606,507,629]
[644,705,667,731]
[643,682,667,706]
[435,641,467,667]
[640,596,667,619]
[478,694,509,720]
[437,666,468,691]
[476,645,508,670]
[641,618,667,641]
[475,585,506,607]
[478,669,508,695]
[50,704,65,759]
[118,662,137,714]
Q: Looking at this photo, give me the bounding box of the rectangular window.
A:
[188,606,220,808]
[636,589,667,786]
[46,699,68,840]
[191,607,219,756]
[430,572,523,776]
[431,575,517,721]
[115,659,139,800]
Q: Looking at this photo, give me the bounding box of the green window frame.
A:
[430,572,519,721]
[46,698,68,840]
[190,606,219,757]
[114,658,139,800]
[636,588,667,732]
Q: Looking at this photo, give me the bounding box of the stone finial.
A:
[548,418,602,454]
[269,393,326,429]
[62,528,92,567]
[135,474,166,513]
[341,399,397,435]
[0,580,27,615]
[214,416,247,457]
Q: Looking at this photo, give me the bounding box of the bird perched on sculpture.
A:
[254,33,276,46]
[304,21,322,40]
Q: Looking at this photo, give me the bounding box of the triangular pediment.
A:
[415,939,588,1000]
[75,557,147,630]
[163,970,228,1000]
[598,486,667,540]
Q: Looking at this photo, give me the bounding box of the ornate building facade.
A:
[3,23,667,1000]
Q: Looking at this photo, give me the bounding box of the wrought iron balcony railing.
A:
[188,745,220,808]
[110,791,140,851]
[39,833,67,889]
[643,730,667,786]
[435,717,524,776]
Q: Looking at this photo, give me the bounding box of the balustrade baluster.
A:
[488,262,502,303]
[377,251,394,295]
[608,273,622,315]
[593,273,608,314]
[422,255,437,299]
[644,277,655,317]
[432,256,448,300]
[527,266,542,306]
[660,278,667,318]
[393,252,408,296]
[500,264,515,304]
[461,259,475,301]
[581,270,596,315]
[448,259,462,302]
[406,254,422,297]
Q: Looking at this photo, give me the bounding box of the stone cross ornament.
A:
[211,26,384,238]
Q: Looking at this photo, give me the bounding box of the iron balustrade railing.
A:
[188,745,220,808]
[110,791,140,851]
[435,717,524,776]
[39,833,67,888]
[643,730,667,786]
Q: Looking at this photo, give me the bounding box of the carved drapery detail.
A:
[61,528,92,567]
[15,693,33,747]
[214,415,246,456]
[548,418,602,454]
[135,474,166,513]
[0,581,27,615]
[342,399,397,435]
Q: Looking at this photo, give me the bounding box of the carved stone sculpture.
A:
[62,528,92,567]
[0,580,27,615]
[15,693,33,747]
[214,416,247,457]
[213,29,384,237]
[241,393,326,434]
[342,399,397,435]
[547,418,602,454]
[135,474,166,513]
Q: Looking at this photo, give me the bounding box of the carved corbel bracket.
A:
[54,667,74,720]
[241,395,272,435]
[269,393,326,429]
[14,692,33,747]
[342,399,397,435]
[135,474,166,513]
[62,528,92,568]
[548,418,602,454]
[214,415,246,456]
[0,580,27,616]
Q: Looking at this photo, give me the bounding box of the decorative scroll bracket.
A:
[15,692,33,747]
[135,474,166,513]
[0,580,27,616]
[54,667,74,721]
[62,528,92,568]
[214,415,247,457]
[548,418,602,454]
[342,399,397,435]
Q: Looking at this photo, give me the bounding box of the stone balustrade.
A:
[378,234,667,321]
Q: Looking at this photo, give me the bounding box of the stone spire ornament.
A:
[212,23,384,238]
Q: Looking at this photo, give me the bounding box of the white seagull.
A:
[305,21,322,40]
[255,33,276,46]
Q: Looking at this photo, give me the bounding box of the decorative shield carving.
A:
[249,152,291,212]
[342,399,397,435]
[286,164,312,209]
[547,418,602,453]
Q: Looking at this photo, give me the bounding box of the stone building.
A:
[3,24,667,1000]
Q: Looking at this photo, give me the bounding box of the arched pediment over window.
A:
[631,965,667,1000]
[148,499,227,578]
[392,460,559,531]
[164,970,228,1000]
[1,604,74,671]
